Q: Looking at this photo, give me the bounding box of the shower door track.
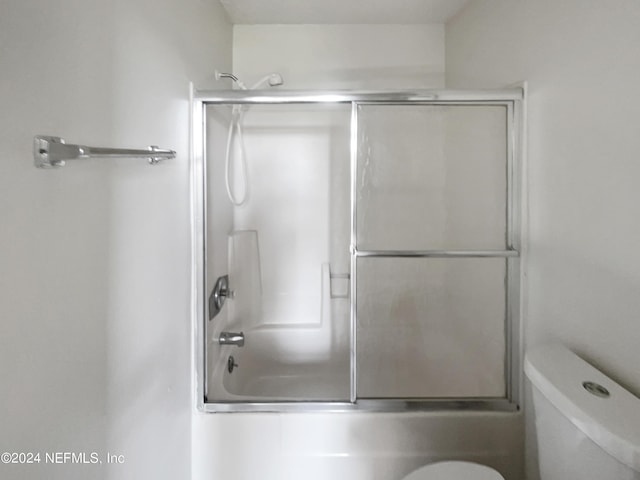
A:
[192,87,525,413]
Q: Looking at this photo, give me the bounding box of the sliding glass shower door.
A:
[203,104,352,403]
[352,105,515,400]
[193,90,523,412]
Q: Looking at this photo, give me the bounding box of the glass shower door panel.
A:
[356,257,506,399]
[205,104,352,403]
[356,105,508,251]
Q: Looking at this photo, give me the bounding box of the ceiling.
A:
[219,0,471,24]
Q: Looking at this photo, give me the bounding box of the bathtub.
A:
[208,324,350,402]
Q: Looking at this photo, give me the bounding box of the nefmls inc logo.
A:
[46,452,100,464]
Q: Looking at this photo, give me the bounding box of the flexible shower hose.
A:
[224,105,249,206]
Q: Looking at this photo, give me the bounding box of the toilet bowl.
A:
[402,461,505,480]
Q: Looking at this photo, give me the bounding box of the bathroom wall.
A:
[446,0,640,403]
[446,1,640,478]
[233,24,446,89]
[0,1,232,479]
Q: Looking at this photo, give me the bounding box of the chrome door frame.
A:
[191,88,525,413]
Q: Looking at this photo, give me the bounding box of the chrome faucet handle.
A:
[209,275,231,320]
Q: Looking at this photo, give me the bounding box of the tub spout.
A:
[218,331,244,347]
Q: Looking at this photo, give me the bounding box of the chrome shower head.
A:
[267,73,284,87]
[250,73,284,89]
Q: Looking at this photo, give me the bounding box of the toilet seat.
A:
[402,461,505,480]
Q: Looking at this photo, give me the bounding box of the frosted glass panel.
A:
[356,257,506,398]
[356,105,508,251]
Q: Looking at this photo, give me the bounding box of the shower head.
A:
[250,73,284,89]
[267,73,284,87]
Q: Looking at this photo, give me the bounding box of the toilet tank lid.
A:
[525,344,640,472]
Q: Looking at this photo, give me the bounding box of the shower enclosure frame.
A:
[191,87,525,413]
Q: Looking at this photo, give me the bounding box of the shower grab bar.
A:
[33,135,176,168]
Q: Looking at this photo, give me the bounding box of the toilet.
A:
[525,343,640,479]
[402,461,504,479]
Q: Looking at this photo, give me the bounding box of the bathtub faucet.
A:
[218,331,244,347]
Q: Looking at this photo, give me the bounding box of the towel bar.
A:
[34,135,176,168]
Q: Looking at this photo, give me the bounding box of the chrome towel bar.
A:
[33,135,176,168]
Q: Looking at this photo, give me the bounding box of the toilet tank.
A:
[525,344,640,480]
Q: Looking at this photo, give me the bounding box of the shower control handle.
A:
[209,275,231,320]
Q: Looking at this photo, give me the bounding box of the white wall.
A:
[0,1,231,479]
[233,24,445,89]
[446,1,640,478]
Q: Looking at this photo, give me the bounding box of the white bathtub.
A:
[208,324,350,401]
